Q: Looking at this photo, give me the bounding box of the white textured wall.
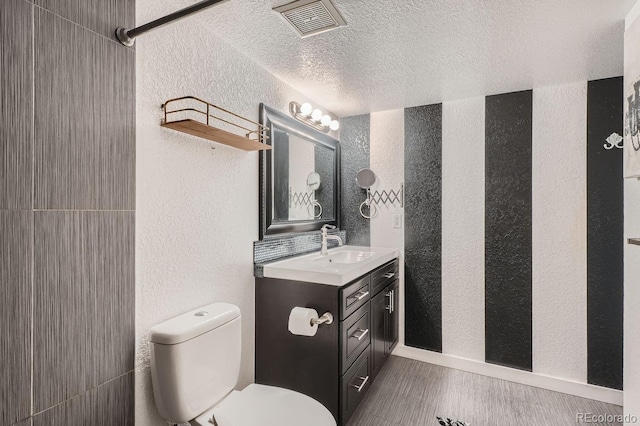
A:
[625,3,640,422]
[135,2,331,423]
[532,83,588,382]
[624,178,640,422]
[441,97,486,361]
[369,109,405,343]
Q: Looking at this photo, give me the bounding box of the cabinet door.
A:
[370,290,387,377]
[385,280,399,355]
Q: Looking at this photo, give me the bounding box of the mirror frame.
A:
[259,103,341,239]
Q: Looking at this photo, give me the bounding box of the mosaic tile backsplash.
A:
[254,229,347,277]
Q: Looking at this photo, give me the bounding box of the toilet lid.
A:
[196,384,336,426]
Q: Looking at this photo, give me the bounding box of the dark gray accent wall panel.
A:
[1,0,33,210]
[0,211,33,424]
[586,77,624,390]
[273,130,289,221]
[404,104,442,352]
[34,9,135,210]
[33,373,134,426]
[315,144,335,220]
[484,90,533,371]
[340,115,370,245]
[34,0,135,42]
[33,211,135,411]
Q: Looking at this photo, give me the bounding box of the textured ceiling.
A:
[144,0,636,116]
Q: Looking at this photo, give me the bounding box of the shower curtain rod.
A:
[115,0,229,47]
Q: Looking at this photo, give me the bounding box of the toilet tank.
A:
[149,303,242,423]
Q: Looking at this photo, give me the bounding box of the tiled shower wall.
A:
[1,0,135,424]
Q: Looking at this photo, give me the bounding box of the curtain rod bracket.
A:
[115,0,229,47]
[115,28,135,47]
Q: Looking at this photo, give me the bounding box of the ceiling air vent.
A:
[273,0,346,38]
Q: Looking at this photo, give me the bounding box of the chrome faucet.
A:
[320,224,343,255]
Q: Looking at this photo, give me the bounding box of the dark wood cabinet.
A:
[255,258,399,426]
[370,289,387,379]
[386,280,399,356]
[370,278,399,378]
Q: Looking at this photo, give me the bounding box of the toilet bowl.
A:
[149,302,336,426]
[192,383,335,426]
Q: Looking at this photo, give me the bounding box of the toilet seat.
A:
[193,384,336,426]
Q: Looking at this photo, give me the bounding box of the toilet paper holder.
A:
[311,312,334,326]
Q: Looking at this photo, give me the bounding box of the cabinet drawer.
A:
[371,260,398,296]
[340,275,370,320]
[341,303,370,373]
[341,347,371,424]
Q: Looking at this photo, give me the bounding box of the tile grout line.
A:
[30,0,35,420]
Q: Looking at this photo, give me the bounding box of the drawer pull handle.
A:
[352,328,369,341]
[383,272,396,279]
[391,290,394,313]
[348,290,369,301]
[351,375,369,392]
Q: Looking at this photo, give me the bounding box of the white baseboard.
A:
[392,345,623,406]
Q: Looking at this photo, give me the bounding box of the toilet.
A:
[149,302,337,426]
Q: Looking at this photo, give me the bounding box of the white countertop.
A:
[261,245,399,286]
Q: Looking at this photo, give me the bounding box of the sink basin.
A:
[313,250,375,264]
[262,245,399,286]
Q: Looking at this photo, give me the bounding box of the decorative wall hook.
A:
[604,132,623,150]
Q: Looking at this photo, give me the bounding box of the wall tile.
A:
[1,0,33,210]
[33,388,96,426]
[33,211,135,411]
[91,213,135,385]
[95,373,135,426]
[254,228,346,265]
[34,0,134,42]
[33,373,134,426]
[0,211,33,424]
[34,10,135,210]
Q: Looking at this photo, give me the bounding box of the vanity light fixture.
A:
[289,101,339,133]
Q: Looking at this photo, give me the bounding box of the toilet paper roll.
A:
[288,307,319,337]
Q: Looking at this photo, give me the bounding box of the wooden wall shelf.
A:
[161,96,271,152]
[629,238,640,246]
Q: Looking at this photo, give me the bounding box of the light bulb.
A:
[311,109,323,121]
[321,115,332,126]
[329,120,340,131]
[300,103,312,116]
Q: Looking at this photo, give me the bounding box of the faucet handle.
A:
[321,224,336,230]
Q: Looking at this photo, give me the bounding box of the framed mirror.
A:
[259,103,341,238]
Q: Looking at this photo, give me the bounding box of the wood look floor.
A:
[347,356,623,426]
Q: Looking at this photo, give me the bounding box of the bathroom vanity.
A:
[255,246,399,425]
